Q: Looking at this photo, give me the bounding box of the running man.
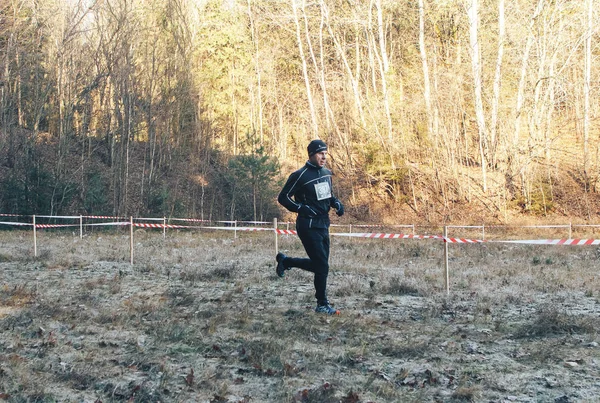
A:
[276,139,345,315]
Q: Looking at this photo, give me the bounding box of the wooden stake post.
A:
[130,216,134,265]
[274,218,278,255]
[33,215,37,257]
[444,226,449,295]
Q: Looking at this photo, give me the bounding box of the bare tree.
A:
[489,0,505,167]
[373,0,393,144]
[508,0,545,199]
[322,2,366,130]
[418,0,434,139]
[291,0,318,138]
[467,0,487,193]
[3,0,600,221]
[584,0,592,187]
[247,0,264,144]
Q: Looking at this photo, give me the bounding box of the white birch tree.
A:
[291,0,318,138]
[490,0,504,167]
[418,0,434,138]
[584,0,592,186]
[468,0,487,192]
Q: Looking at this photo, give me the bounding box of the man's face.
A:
[309,151,327,168]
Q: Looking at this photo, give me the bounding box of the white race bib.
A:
[314,181,332,201]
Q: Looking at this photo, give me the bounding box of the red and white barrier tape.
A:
[35,224,79,228]
[86,222,130,226]
[133,223,190,229]
[35,215,81,219]
[444,237,485,243]
[0,221,130,228]
[443,238,600,245]
[170,218,211,223]
[333,224,414,229]
[132,224,272,231]
[203,226,272,231]
[497,239,600,246]
[279,230,600,246]
[334,232,441,239]
[0,222,79,228]
[84,215,126,219]
[276,230,440,239]
[5,217,600,246]
[215,220,271,225]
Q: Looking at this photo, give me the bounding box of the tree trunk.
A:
[584,0,592,187]
[490,0,505,167]
[323,4,366,129]
[374,0,393,145]
[247,0,264,145]
[418,0,434,139]
[292,0,319,138]
[514,0,545,148]
[509,0,545,199]
[468,0,487,193]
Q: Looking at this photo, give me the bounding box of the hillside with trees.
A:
[1,0,599,224]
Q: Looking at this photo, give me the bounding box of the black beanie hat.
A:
[307,139,327,156]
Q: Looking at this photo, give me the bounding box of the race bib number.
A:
[314,181,332,201]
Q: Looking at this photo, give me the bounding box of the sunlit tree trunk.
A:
[316,1,352,163]
[468,0,487,192]
[509,0,545,199]
[514,0,545,148]
[323,3,366,129]
[584,0,592,187]
[247,0,264,144]
[373,0,393,145]
[292,0,318,138]
[1,8,15,143]
[530,3,563,171]
[418,0,433,138]
[490,0,505,167]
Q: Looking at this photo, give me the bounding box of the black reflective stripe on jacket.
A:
[278,161,340,229]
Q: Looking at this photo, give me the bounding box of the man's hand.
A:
[334,201,344,217]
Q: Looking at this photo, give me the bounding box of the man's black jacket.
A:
[278,161,342,229]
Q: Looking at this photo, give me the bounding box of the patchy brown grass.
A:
[1,229,600,402]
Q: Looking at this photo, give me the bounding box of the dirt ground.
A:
[1,228,600,402]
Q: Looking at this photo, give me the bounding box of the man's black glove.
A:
[298,204,317,217]
[334,200,344,217]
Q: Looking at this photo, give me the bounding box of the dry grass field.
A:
[1,226,600,402]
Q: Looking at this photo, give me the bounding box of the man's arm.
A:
[278,169,318,217]
[278,171,302,213]
[329,178,344,216]
[330,197,344,216]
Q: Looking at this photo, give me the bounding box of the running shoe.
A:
[276,252,287,277]
[315,302,340,315]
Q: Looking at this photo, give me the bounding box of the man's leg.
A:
[280,229,317,273]
[281,255,312,272]
[311,229,330,304]
[292,227,329,303]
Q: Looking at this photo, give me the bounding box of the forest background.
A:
[1,0,599,225]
